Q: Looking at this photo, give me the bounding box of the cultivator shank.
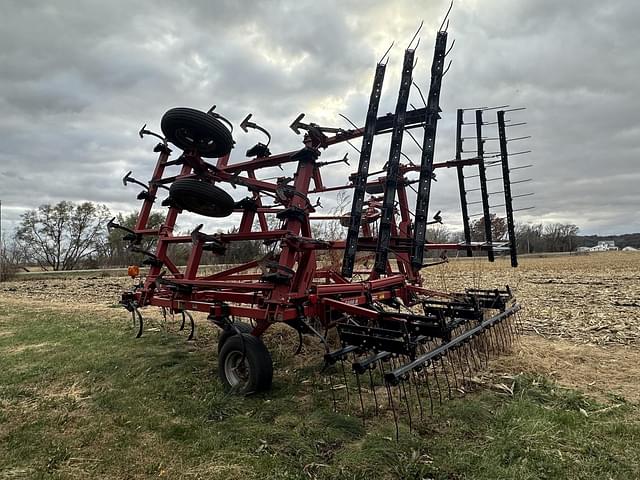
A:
[113,10,530,427]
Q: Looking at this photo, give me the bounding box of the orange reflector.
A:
[127,265,140,278]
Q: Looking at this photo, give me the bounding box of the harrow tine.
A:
[410,369,425,421]
[507,318,516,348]
[431,361,443,405]
[480,332,491,367]
[491,323,501,353]
[424,366,434,416]
[503,318,512,346]
[500,321,510,351]
[440,356,453,399]
[179,311,186,331]
[463,343,474,379]
[509,315,519,342]
[339,358,351,411]
[469,338,482,370]
[450,347,464,388]
[354,368,366,423]
[400,378,413,433]
[386,382,400,441]
[184,311,195,341]
[489,324,499,354]
[133,307,143,338]
[368,367,380,415]
[497,321,507,351]
[328,372,338,413]
[447,351,460,391]
[379,360,393,410]
[515,311,524,335]
[503,320,512,350]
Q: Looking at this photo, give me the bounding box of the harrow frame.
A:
[113,16,530,408]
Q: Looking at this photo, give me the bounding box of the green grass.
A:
[0,305,638,479]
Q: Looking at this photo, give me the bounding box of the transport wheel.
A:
[217,322,253,353]
[218,333,273,394]
[161,107,233,158]
[169,178,235,217]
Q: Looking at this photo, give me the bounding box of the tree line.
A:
[0,200,594,278]
[0,201,263,276]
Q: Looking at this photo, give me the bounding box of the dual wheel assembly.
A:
[162,108,235,218]
[162,108,273,395]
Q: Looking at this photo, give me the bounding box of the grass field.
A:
[1,252,639,479]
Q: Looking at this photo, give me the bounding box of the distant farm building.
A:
[577,240,619,252]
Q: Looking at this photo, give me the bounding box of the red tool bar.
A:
[321,297,380,319]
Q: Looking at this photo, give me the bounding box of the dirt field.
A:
[1,251,639,402]
[1,252,639,479]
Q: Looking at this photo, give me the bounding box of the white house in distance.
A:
[576,240,619,252]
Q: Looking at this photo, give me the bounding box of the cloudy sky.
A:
[1,0,638,237]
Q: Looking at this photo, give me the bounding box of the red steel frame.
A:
[127,121,489,337]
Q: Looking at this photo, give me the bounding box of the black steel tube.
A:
[497,110,518,267]
[374,48,415,273]
[476,109,494,262]
[410,31,448,268]
[342,63,387,277]
[455,108,473,257]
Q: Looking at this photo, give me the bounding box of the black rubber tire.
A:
[169,178,235,217]
[161,107,233,158]
[217,322,254,353]
[365,183,385,194]
[218,333,273,394]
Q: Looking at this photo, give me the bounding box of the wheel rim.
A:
[224,351,250,388]
[175,127,217,151]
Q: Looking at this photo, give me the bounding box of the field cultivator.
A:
[112,13,531,428]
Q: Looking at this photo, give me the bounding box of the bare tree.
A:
[427,224,451,244]
[543,223,579,252]
[470,214,508,242]
[515,222,544,254]
[17,201,111,271]
[1,234,25,281]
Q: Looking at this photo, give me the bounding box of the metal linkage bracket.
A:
[107,217,141,244]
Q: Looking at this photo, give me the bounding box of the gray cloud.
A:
[0,0,638,237]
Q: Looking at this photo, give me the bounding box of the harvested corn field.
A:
[1,253,639,479]
[423,251,640,345]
